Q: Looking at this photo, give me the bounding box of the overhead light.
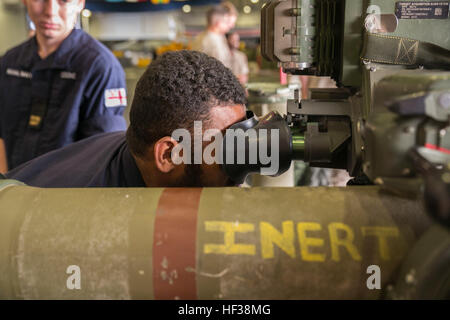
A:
[250,0,259,3]
[243,5,252,14]
[182,4,191,13]
[81,9,92,18]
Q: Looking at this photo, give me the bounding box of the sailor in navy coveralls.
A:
[0,0,127,171]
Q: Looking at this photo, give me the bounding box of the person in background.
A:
[226,31,249,85]
[0,0,127,173]
[191,3,237,69]
[221,1,238,31]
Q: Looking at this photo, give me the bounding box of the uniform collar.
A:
[17,37,38,70]
[53,29,83,68]
[19,29,83,71]
[122,145,147,188]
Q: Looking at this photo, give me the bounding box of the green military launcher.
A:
[0,181,444,299]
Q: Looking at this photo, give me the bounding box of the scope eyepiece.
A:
[221,111,293,184]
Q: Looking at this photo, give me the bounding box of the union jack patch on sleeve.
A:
[104,88,127,107]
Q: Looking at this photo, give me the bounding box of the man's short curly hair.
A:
[126,50,247,158]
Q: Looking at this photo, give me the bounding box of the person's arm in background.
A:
[237,51,249,85]
[238,74,248,85]
[208,44,233,69]
[78,55,128,139]
[0,139,7,174]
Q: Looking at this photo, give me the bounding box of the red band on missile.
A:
[425,143,450,155]
[153,188,202,300]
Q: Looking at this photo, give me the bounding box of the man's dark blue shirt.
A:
[5,132,146,188]
[0,29,127,170]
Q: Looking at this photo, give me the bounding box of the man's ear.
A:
[153,137,178,173]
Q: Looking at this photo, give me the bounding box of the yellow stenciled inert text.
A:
[328,222,362,261]
[203,221,256,255]
[297,222,326,262]
[202,220,401,261]
[260,221,296,259]
[361,226,399,260]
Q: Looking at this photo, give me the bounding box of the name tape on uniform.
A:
[6,68,32,79]
[105,88,127,108]
[60,71,76,80]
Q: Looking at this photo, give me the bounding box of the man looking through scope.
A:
[5,51,247,188]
